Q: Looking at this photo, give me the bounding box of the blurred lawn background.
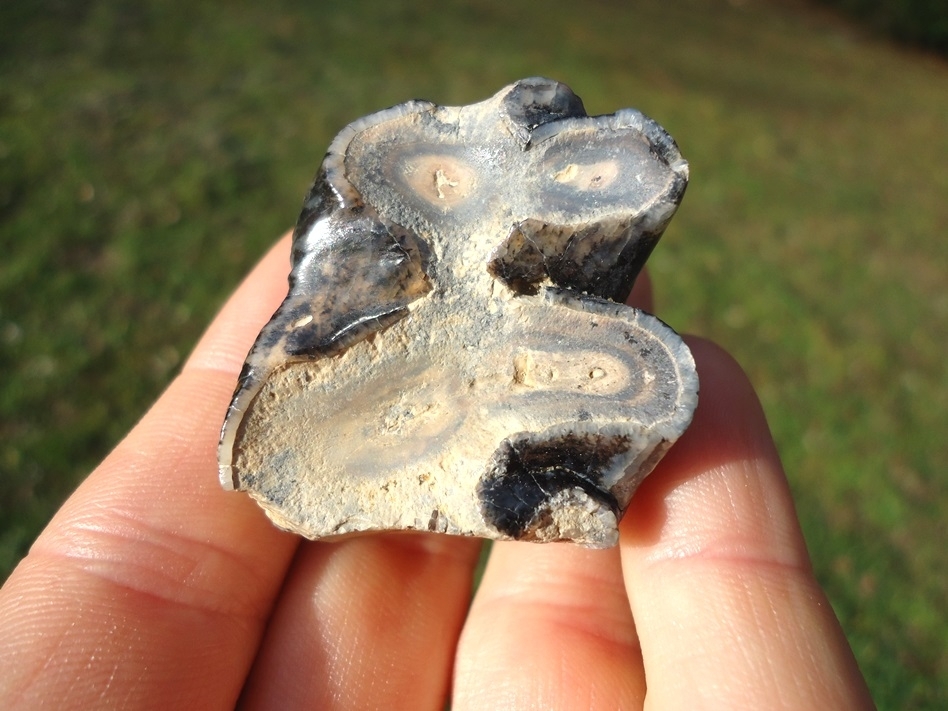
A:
[1,0,945,706]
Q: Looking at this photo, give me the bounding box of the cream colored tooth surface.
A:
[219,77,697,548]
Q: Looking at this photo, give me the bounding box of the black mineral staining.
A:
[260,209,432,359]
[502,77,587,133]
[291,168,341,265]
[488,219,662,301]
[283,306,406,358]
[478,433,628,539]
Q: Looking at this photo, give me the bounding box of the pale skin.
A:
[0,234,875,710]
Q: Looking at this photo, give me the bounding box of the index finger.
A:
[619,338,875,709]
[0,235,299,709]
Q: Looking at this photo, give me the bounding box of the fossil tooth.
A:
[219,77,698,548]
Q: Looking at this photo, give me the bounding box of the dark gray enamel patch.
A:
[478,432,628,540]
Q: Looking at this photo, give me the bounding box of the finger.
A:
[453,541,645,709]
[185,234,292,375]
[620,338,874,709]
[0,234,301,709]
[627,267,654,313]
[239,533,481,710]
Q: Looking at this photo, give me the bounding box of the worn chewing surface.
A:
[219,77,698,547]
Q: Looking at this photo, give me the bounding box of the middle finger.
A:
[239,533,481,709]
[453,541,645,709]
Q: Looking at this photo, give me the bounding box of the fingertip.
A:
[667,335,779,477]
[618,337,874,709]
[625,268,654,313]
[186,231,294,376]
[621,334,796,558]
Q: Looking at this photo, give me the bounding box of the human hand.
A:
[0,235,874,709]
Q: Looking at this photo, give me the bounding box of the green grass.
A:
[2,0,946,706]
